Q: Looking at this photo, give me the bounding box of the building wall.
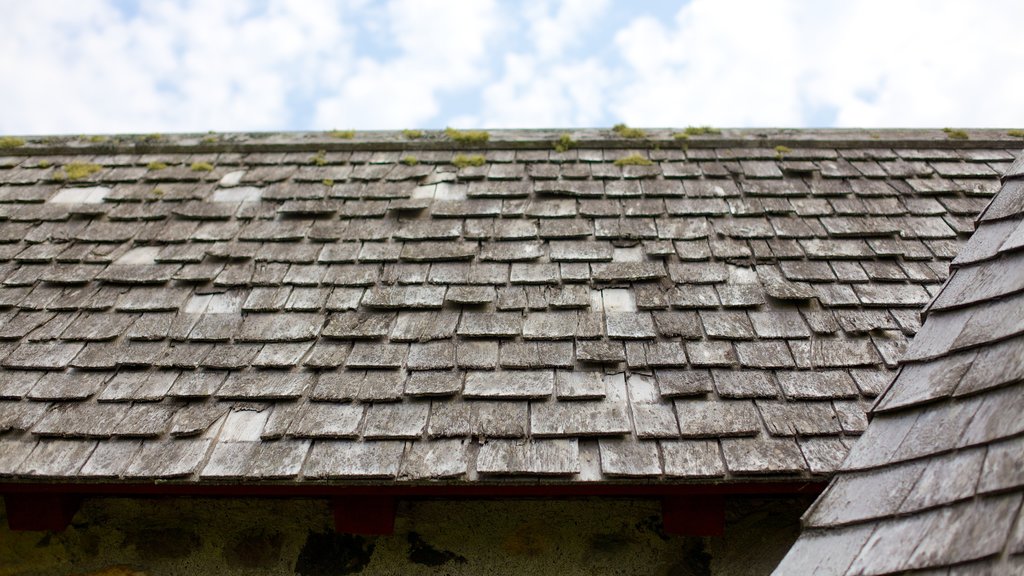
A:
[0,495,811,576]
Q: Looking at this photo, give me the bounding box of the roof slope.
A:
[774,152,1024,574]
[0,129,1016,486]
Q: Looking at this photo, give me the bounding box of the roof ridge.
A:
[2,128,1024,157]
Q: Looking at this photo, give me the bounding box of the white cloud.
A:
[471,0,613,128]
[2,0,1022,133]
[0,0,356,134]
[526,0,608,60]
[611,1,804,127]
[476,55,611,128]
[609,0,1024,127]
[313,0,502,129]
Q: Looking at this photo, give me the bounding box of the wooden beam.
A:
[332,496,396,535]
[661,496,725,537]
[0,481,826,497]
[4,494,80,531]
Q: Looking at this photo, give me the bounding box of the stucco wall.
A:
[0,495,811,576]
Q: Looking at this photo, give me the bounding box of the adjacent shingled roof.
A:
[774,151,1024,574]
[0,129,1018,485]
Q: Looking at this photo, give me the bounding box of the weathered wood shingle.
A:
[0,129,1017,486]
[775,150,1024,575]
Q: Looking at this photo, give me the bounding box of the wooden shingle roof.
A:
[774,151,1024,574]
[0,128,1018,486]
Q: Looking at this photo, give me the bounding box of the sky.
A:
[2,0,1023,135]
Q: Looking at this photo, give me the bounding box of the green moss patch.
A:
[553,133,576,153]
[401,155,419,166]
[674,126,721,139]
[402,129,424,139]
[147,161,168,171]
[444,127,490,144]
[0,136,25,149]
[452,154,486,168]
[59,162,102,181]
[1007,129,1024,138]
[309,150,328,166]
[190,162,214,172]
[613,153,653,166]
[943,128,969,140]
[774,145,792,158]
[612,124,646,139]
[328,130,355,139]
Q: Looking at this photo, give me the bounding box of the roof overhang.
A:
[0,479,825,535]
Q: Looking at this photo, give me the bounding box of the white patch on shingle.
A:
[577,439,602,481]
[212,186,261,202]
[422,171,456,186]
[627,373,660,403]
[113,246,160,265]
[219,408,270,442]
[202,413,226,439]
[729,264,758,284]
[612,246,644,262]
[434,182,467,201]
[606,373,628,402]
[412,184,435,199]
[50,186,110,204]
[184,294,213,314]
[219,170,245,187]
[602,289,637,312]
[205,291,245,313]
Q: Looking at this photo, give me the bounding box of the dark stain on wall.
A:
[588,526,637,553]
[636,514,670,541]
[406,531,467,567]
[295,531,376,576]
[123,528,201,560]
[223,527,285,569]
[666,539,713,576]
